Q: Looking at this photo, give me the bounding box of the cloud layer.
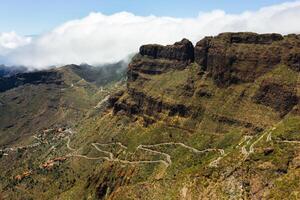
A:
[0,32,31,55]
[1,1,300,69]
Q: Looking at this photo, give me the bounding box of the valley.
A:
[0,32,300,199]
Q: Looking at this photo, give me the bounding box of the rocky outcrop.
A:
[212,114,264,133]
[140,39,194,61]
[195,32,300,86]
[128,39,194,81]
[108,91,125,108]
[111,88,194,119]
[110,32,300,123]
[227,32,283,44]
[129,32,300,86]
[253,81,298,116]
[124,39,196,122]
[283,49,300,72]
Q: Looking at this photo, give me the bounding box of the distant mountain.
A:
[0,63,126,147]
[0,65,27,77]
[66,61,127,86]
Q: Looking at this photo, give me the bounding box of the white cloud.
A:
[0,31,31,55]
[1,1,300,69]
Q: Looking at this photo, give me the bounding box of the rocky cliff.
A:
[93,32,300,200]
[1,33,300,200]
[128,39,194,79]
[111,32,299,125]
[195,32,300,86]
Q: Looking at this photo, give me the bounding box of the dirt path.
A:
[110,158,167,166]
[138,143,224,168]
[139,142,224,155]
[137,145,171,167]
[208,136,256,168]
[67,154,110,161]
[66,136,76,151]
[64,139,225,169]
[266,132,272,142]
[67,142,169,167]
[92,142,128,150]
[94,95,110,109]
[91,143,114,160]
[209,153,229,167]
[241,136,252,158]
[249,127,276,154]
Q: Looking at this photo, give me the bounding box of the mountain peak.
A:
[139,38,194,62]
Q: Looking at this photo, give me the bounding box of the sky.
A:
[0,0,300,69]
[0,0,293,35]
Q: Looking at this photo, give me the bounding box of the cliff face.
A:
[140,39,194,61]
[111,32,300,123]
[2,33,300,200]
[128,39,194,79]
[98,33,300,200]
[195,33,300,86]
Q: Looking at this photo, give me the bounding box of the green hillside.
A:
[0,33,300,200]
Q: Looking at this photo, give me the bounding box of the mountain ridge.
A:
[111,32,299,123]
[0,32,300,199]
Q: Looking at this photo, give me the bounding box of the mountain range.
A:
[0,32,300,200]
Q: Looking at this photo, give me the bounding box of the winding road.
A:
[5,122,299,173]
[64,139,225,169]
[278,140,300,144]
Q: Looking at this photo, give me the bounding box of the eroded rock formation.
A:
[128,39,194,80]
[195,32,300,86]
[110,32,300,122]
